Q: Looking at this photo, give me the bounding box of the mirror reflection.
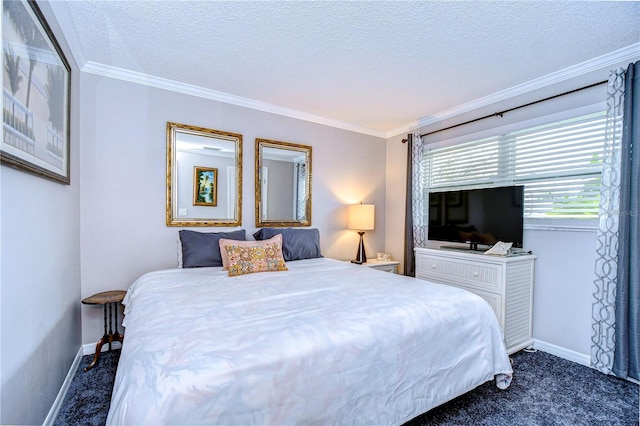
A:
[255,138,312,227]
[167,122,242,227]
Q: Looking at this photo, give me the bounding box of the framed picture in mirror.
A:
[166,122,242,227]
[193,166,218,206]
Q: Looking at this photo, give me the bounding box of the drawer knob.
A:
[431,264,436,269]
[473,271,479,277]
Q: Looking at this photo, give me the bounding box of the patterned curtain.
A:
[403,131,426,276]
[295,163,306,220]
[591,63,638,378]
[591,68,625,375]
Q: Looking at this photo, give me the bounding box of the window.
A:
[423,111,606,221]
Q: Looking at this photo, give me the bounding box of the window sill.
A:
[524,220,597,232]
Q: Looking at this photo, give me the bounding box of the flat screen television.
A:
[428,185,524,250]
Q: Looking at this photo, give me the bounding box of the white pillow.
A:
[177,234,183,268]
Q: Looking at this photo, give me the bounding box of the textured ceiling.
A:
[50,1,640,136]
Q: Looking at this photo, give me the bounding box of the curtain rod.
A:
[401,79,607,143]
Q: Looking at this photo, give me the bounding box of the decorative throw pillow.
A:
[218,236,283,269]
[221,235,288,276]
[252,228,322,261]
[179,229,246,268]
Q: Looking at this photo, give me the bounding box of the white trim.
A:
[524,217,599,233]
[533,339,590,367]
[388,43,640,138]
[524,224,597,233]
[82,341,122,355]
[81,62,386,139]
[532,341,640,385]
[43,347,84,426]
[74,42,638,140]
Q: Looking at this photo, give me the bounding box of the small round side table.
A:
[82,290,126,372]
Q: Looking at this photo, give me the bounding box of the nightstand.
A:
[362,259,400,273]
[82,290,126,371]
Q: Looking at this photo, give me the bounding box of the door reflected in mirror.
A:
[255,138,312,227]
[166,122,242,227]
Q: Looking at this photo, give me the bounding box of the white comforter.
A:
[107,258,512,425]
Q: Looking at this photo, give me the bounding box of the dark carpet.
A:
[53,350,120,426]
[406,350,638,426]
[54,349,638,425]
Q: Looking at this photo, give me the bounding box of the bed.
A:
[106,254,512,425]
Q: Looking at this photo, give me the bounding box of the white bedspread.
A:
[107,258,512,425]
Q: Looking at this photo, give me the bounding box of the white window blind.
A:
[424,111,606,219]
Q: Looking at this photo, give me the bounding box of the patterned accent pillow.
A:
[221,235,288,276]
[219,234,280,270]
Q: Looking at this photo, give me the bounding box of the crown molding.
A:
[81,42,638,141]
[82,62,386,139]
[386,42,640,138]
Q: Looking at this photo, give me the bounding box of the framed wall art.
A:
[193,166,218,206]
[2,0,71,184]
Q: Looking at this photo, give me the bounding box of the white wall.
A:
[525,229,598,356]
[79,73,386,344]
[0,3,81,423]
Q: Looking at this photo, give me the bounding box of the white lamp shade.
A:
[347,204,375,231]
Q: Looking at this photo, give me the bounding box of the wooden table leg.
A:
[84,334,108,372]
[84,302,124,372]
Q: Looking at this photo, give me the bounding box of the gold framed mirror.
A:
[166,122,242,227]
[255,138,312,227]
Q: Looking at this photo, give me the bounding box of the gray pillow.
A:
[179,229,246,268]
[253,228,322,261]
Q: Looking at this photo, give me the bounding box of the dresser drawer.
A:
[416,254,503,293]
[414,247,535,354]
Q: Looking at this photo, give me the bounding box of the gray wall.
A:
[78,73,387,345]
[0,3,81,423]
[1,17,386,422]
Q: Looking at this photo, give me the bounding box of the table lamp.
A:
[348,203,375,264]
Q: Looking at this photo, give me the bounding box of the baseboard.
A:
[43,347,83,426]
[533,339,590,367]
[82,341,122,355]
[45,343,124,424]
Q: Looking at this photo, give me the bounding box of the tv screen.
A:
[428,186,524,249]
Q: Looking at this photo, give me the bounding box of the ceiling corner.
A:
[48,1,87,69]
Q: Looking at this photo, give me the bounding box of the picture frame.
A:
[2,0,71,184]
[193,166,218,206]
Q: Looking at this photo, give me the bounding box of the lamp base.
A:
[351,231,367,264]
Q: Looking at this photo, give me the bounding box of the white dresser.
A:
[415,247,535,354]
